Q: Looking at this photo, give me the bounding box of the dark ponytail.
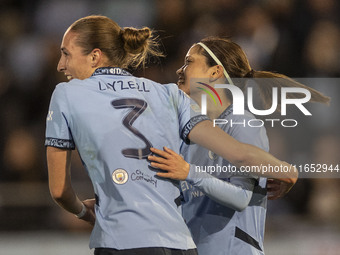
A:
[198,37,330,111]
[252,71,330,110]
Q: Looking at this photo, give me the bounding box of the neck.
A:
[206,92,231,119]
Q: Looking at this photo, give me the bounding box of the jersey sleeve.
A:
[175,88,210,144]
[186,164,255,211]
[45,83,75,150]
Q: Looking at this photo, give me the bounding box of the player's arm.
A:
[175,90,296,186]
[188,174,255,211]
[46,146,95,224]
[188,120,298,185]
[150,119,297,188]
[186,171,255,212]
[149,147,254,211]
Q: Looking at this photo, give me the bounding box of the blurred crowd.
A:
[0,0,339,232]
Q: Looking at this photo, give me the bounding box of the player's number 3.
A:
[111,98,153,159]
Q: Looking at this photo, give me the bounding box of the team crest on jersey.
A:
[112,169,129,184]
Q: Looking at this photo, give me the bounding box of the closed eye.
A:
[61,48,69,56]
[184,60,192,66]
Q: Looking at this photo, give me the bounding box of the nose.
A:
[57,56,65,72]
[176,65,184,76]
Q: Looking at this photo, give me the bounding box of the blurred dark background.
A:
[0,0,339,254]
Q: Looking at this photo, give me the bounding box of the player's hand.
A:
[148,147,190,180]
[267,179,295,200]
[80,199,96,225]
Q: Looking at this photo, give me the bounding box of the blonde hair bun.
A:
[121,27,151,54]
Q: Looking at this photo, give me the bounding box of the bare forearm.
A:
[189,121,298,183]
[51,185,84,215]
[47,147,83,215]
[237,143,298,183]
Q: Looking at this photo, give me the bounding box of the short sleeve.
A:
[45,84,75,150]
[175,88,210,144]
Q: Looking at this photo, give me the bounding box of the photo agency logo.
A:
[198,80,312,128]
[196,82,223,110]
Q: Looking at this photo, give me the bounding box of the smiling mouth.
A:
[65,74,73,80]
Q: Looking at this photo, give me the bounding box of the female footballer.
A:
[149,37,329,254]
[46,16,300,255]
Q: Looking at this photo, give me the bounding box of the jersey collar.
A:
[92,67,132,77]
[218,104,233,119]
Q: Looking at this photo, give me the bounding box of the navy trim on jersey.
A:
[235,227,262,251]
[174,195,182,207]
[248,183,267,208]
[92,67,132,77]
[95,193,100,206]
[252,183,267,196]
[181,115,210,144]
[45,137,75,150]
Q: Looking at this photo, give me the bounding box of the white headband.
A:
[197,42,234,85]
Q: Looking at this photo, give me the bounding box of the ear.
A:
[209,65,224,82]
[90,48,103,68]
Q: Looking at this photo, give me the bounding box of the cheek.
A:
[65,57,73,70]
[79,60,94,78]
[185,66,202,80]
[72,58,86,70]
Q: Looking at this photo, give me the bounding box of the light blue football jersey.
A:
[180,105,269,255]
[45,67,209,250]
